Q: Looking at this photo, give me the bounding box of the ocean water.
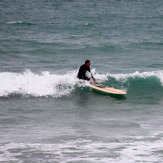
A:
[0,0,163,162]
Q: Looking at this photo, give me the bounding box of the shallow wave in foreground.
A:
[0,137,162,163]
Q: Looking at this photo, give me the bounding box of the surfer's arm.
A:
[90,72,95,82]
[92,76,95,82]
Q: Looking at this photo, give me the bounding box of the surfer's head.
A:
[85,60,91,67]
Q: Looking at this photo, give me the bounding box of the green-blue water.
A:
[0,0,163,162]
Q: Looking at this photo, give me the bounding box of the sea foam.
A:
[0,70,78,97]
[0,138,162,163]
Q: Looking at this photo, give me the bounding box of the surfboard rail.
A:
[89,82,127,95]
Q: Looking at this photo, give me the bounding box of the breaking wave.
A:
[0,70,78,97]
[0,69,163,98]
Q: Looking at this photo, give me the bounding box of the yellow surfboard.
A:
[89,82,127,95]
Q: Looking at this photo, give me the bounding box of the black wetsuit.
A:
[77,64,93,80]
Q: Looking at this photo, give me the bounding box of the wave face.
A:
[0,70,163,98]
[104,70,163,102]
[106,70,163,89]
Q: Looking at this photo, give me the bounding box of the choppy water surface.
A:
[0,0,163,162]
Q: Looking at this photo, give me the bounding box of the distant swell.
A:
[6,21,34,25]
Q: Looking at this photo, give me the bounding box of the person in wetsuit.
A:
[77,60,95,82]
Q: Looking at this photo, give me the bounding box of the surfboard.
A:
[89,82,127,95]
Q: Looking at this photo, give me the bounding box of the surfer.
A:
[77,60,95,82]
